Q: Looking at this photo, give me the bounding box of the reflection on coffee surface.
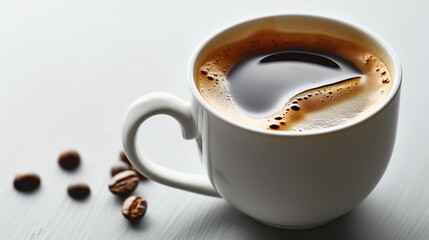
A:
[195,30,392,131]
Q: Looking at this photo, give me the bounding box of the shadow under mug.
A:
[122,13,402,229]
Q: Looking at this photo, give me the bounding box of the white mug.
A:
[122,14,402,229]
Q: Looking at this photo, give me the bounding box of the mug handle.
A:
[122,92,220,197]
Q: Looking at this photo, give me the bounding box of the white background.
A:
[0,0,428,239]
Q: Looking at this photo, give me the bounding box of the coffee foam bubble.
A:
[195,30,392,131]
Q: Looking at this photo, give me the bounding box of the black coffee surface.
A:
[196,31,392,131]
[226,49,362,118]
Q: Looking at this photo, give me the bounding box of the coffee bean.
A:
[109,170,139,196]
[118,150,147,179]
[68,182,90,200]
[111,161,131,176]
[58,149,80,170]
[130,166,147,180]
[120,149,130,164]
[14,172,41,192]
[122,196,147,221]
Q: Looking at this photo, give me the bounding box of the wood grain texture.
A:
[1,0,428,239]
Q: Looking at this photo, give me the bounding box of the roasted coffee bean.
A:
[13,172,41,192]
[118,150,147,179]
[58,149,80,170]
[130,166,147,180]
[120,149,130,164]
[68,182,90,200]
[122,196,147,221]
[109,170,139,196]
[111,161,131,176]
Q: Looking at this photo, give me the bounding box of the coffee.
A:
[13,172,41,192]
[120,149,131,165]
[195,30,392,131]
[67,182,90,200]
[109,170,139,196]
[122,196,147,221]
[111,161,131,176]
[58,149,80,170]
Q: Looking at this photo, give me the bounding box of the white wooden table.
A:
[1,0,427,239]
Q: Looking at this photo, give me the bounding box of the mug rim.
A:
[187,13,402,137]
